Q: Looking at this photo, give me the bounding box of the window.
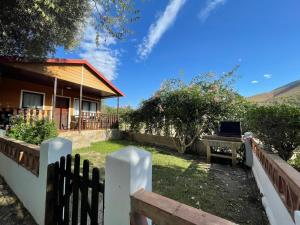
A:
[74,99,97,115]
[21,91,44,109]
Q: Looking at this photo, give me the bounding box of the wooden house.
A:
[0,57,124,132]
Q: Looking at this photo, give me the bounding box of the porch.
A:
[0,58,123,132]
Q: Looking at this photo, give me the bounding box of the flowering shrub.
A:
[123,68,247,153]
[7,115,58,145]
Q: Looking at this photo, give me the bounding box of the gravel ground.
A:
[0,176,37,225]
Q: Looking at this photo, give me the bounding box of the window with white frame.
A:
[21,91,44,109]
[74,99,97,116]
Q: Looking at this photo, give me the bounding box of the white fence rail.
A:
[244,135,300,225]
[0,136,71,225]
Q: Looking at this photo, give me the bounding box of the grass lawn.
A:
[73,139,268,225]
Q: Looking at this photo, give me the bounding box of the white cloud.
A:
[198,0,226,22]
[78,21,119,80]
[137,0,186,60]
[251,80,259,84]
[263,74,272,79]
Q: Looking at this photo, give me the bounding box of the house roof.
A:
[0,56,124,97]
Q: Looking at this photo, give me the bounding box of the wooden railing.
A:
[251,139,300,218]
[0,108,119,131]
[130,189,236,225]
[71,112,119,130]
[0,136,40,176]
[0,108,51,128]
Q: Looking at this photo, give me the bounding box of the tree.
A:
[159,69,243,153]
[124,67,247,153]
[0,0,139,58]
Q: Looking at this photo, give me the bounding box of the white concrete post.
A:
[0,129,5,137]
[295,211,300,225]
[243,132,254,167]
[104,146,152,225]
[0,137,72,225]
[39,137,72,224]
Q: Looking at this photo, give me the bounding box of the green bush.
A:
[7,116,58,145]
[288,153,300,172]
[245,104,300,160]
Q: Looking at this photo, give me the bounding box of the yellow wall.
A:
[0,77,102,116]
[7,63,117,95]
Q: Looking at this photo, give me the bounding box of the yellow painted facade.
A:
[7,63,116,94]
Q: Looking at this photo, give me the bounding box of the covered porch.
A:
[0,58,123,132]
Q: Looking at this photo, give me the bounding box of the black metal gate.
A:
[45,154,105,225]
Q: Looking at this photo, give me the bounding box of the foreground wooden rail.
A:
[252,139,300,219]
[131,189,236,225]
[0,136,40,176]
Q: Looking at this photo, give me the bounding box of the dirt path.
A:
[206,163,269,224]
[0,176,37,225]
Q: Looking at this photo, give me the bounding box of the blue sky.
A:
[56,0,300,108]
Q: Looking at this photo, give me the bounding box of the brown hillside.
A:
[248,80,300,103]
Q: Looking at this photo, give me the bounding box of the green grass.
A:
[73,139,268,225]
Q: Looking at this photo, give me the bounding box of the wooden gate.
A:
[45,154,105,225]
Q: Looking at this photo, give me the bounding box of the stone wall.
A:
[122,131,206,156]
[59,129,121,149]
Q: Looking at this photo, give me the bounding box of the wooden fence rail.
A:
[0,136,40,176]
[130,189,236,225]
[251,139,300,219]
[78,112,119,130]
[0,108,51,129]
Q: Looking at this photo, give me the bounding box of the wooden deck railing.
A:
[0,108,51,128]
[72,112,119,130]
[0,108,119,131]
[251,139,300,218]
[0,136,40,176]
[130,189,236,225]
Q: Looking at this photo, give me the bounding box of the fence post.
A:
[40,137,72,225]
[104,146,152,225]
[0,129,5,137]
[243,132,253,167]
[296,211,300,225]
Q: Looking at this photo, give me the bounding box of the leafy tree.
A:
[124,67,247,153]
[245,103,300,160]
[102,103,135,130]
[102,104,133,115]
[0,0,139,58]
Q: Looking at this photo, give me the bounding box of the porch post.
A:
[117,96,120,115]
[117,96,120,127]
[78,66,83,133]
[52,77,57,120]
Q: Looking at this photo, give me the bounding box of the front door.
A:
[55,97,69,130]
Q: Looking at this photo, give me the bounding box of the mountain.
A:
[248,80,300,104]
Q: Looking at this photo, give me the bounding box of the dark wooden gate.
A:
[45,154,105,225]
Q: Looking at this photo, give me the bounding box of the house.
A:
[0,57,124,133]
